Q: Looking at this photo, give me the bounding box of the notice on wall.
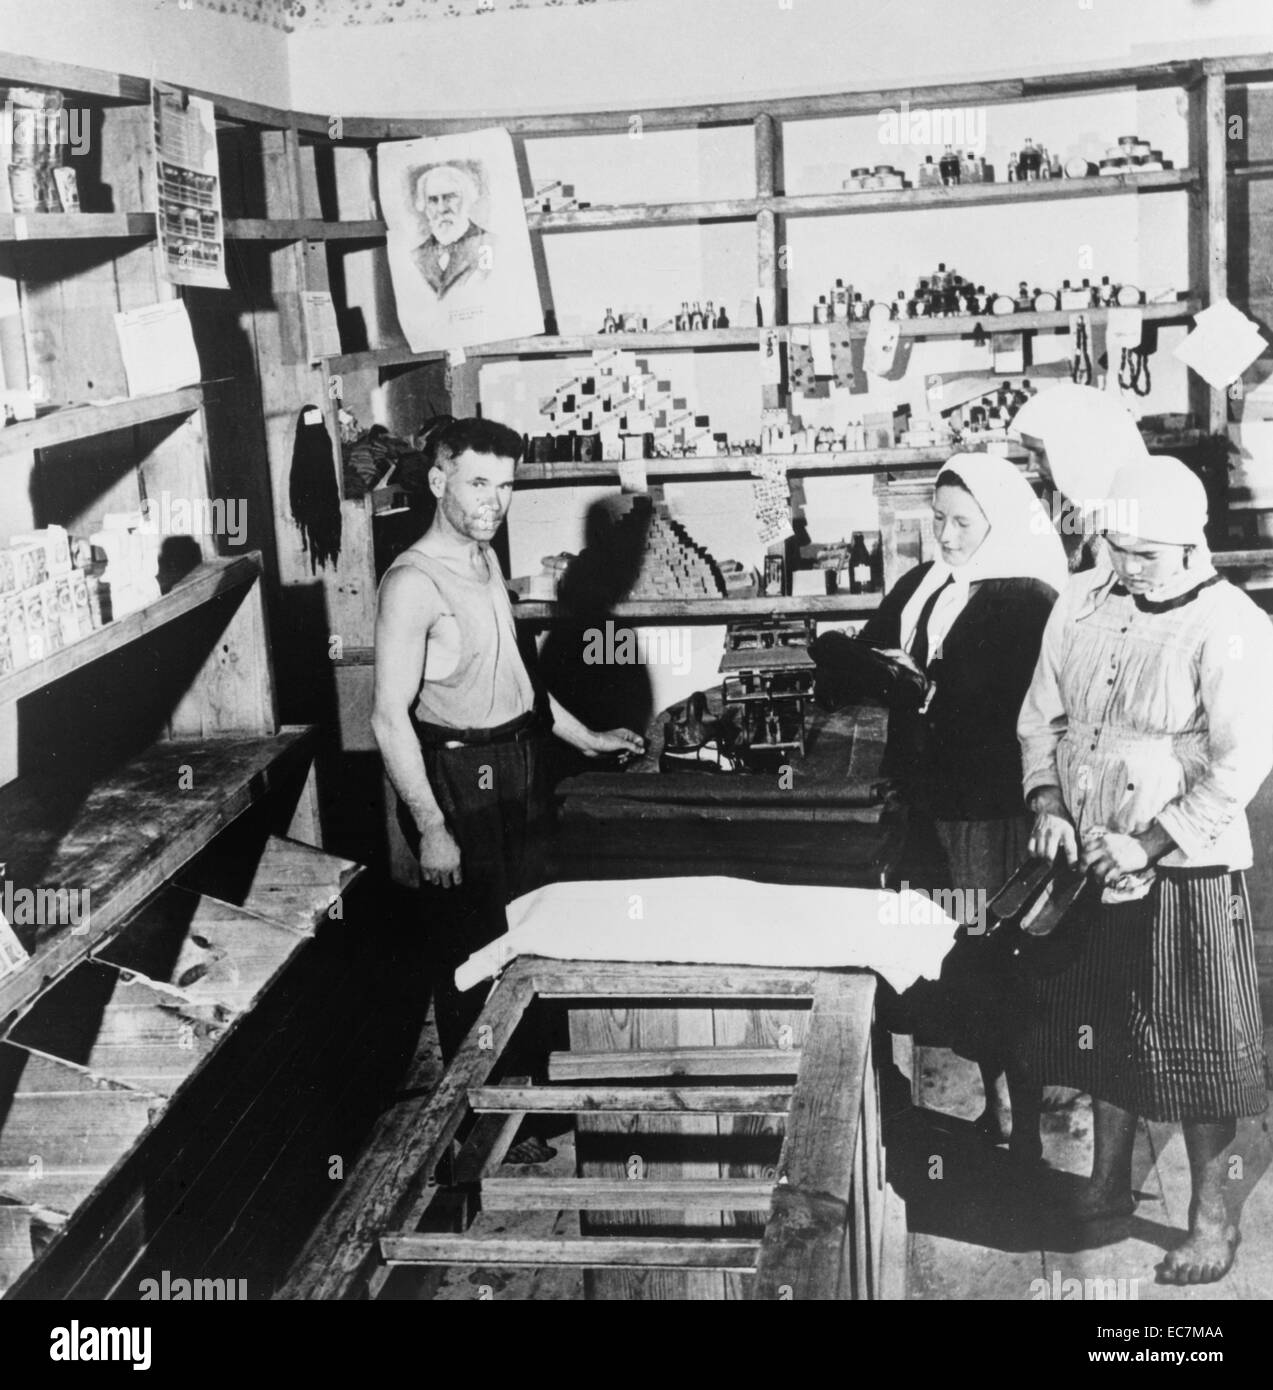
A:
[378,128,542,351]
[751,457,793,546]
[115,300,201,397]
[152,82,228,290]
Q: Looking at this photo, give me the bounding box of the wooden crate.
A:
[289,956,906,1301]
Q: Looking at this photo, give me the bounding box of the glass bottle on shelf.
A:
[675,301,690,331]
[602,307,618,333]
[832,278,850,318]
[851,292,868,321]
[894,290,908,318]
[1097,275,1113,307]
[868,532,884,592]
[705,300,716,329]
[814,295,829,324]
[849,532,872,594]
[1007,152,1018,183]
[1019,138,1042,181]
[716,303,730,328]
[939,145,961,185]
[690,301,706,331]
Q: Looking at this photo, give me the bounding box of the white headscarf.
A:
[1100,453,1216,602]
[1009,383,1149,519]
[900,452,1070,663]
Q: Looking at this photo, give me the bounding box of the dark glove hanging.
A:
[289,407,342,573]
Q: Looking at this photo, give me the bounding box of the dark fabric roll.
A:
[1021,868,1268,1122]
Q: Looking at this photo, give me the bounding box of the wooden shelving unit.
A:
[0,52,367,1299]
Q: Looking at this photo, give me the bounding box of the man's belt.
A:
[414,708,545,749]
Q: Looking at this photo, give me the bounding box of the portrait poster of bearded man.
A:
[378,128,542,351]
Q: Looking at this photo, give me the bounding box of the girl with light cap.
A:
[1010,382,1150,572]
[1019,454,1273,1284]
[861,453,1067,1164]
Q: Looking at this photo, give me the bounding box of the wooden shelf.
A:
[510,594,883,622]
[0,726,317,1028]
[224,218,386,242]
[324,302,1197,373]
[516,446,1029,483]
[0,215,390,246]
[0,386,206,457]
[0,555,262,708]
[526,169,1197,232]
[790,300,1199,340]
[336,58,1207,140]
[0,213,155,242]
[1214,550,1273,569]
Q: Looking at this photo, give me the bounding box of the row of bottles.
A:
[599,301,731,334]
[839,532,884,595]
[674,300,729,331]
[811,263,1149,324]
[957,379,1040,436]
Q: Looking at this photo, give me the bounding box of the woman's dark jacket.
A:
[860,562,1058,821]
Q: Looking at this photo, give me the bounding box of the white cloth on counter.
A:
[454,875,960,994]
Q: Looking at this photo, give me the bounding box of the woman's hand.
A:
[1082,827,1149,885]
[1027,786,1078,865]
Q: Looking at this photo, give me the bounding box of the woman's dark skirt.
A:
[932,816,1034,1067]
[1023,867,1268,1122]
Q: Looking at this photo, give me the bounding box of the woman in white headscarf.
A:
[862,453,1068,1162]
[1011,382,1150,572]
[1020,455,1273,1284]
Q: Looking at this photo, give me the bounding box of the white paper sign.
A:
[379,128,542,352]
[114,300,201,397]
[1174,299,1268,389]
[302,291,342,359]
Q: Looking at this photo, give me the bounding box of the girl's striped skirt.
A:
[1022,867,1269,1122]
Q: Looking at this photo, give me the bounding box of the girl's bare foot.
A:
[1159,1200,1239,1285]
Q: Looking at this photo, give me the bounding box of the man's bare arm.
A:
[371,566,462,887]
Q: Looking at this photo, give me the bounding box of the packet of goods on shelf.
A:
[0,550,14,598]
[22,584,48,662]
[53,574,81,645]
[10,525,71,581]
[36,580,62,654]
[10,540,47,592]
[4,593,29,669]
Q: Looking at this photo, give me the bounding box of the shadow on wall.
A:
[536,497,654,777]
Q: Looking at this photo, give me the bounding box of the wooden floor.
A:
[900,1038,1273,1301]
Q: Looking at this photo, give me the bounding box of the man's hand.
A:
[1027,786,1078,865]
[1082,827,1149,885]
[419,821,463,888]
[584,727,646,760]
